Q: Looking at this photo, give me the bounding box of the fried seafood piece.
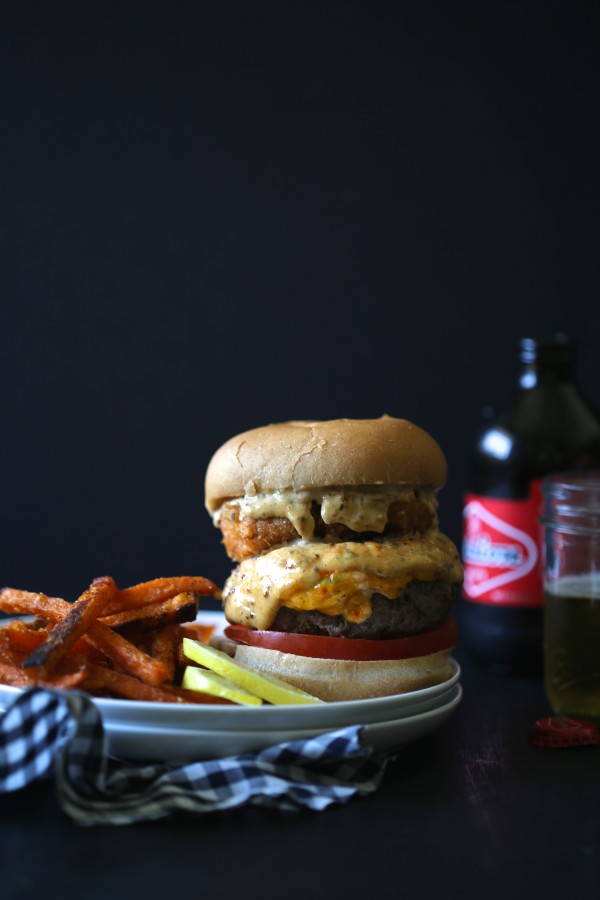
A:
[219,512,295,561]
[218,497,436,563]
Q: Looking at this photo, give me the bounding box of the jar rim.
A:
[541,471,600,493]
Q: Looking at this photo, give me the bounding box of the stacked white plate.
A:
[0,614,462,763]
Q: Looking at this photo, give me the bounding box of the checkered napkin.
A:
[0,688,390,825]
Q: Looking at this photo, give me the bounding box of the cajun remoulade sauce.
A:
[212,485,438,541]
[222,531,463,631]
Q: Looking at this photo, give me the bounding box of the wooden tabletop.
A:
[1,637,597,900]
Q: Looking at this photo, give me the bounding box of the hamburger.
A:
[204,416,463,702]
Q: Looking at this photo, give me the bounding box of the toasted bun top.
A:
[205,416,447,511]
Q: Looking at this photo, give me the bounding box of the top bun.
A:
[205,416,447,511]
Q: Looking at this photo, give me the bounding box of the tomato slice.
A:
[224,618,457,661]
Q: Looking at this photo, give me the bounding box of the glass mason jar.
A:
[541,473,600,719]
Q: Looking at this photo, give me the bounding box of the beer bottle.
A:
[461,334,600,674]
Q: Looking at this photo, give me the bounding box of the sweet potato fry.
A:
[49,671,89,690]
[0,588,168,684]
[180,621,216,643]
[83,666,230,703]
[159,683,234,705]
[0,575,228,704]
[85,624,170,685]
[175,622,217,670]
[104,576,220,614]
[146,624,180,683]
[83,665,193,703]
[99,591,199,636]
[1,624,49,656]
[0,630,23,667]
[23,576,117,672]
[0,588,70,623]
[0,660,36,688]
[0,660,88,691]
[5,626,93,662]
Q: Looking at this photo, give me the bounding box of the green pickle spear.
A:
[182,637,323,705]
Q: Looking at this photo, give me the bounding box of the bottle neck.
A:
[518,336,575,389]
[519,358,573,389]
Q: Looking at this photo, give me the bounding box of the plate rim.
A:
[101,683,464,762]
[105,682,464,738]
[0,612,461,722]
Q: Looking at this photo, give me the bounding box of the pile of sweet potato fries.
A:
[0,575,226,703]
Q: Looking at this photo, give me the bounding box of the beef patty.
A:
[271,580,457,640]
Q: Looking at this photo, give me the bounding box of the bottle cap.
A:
[529,717,600,748]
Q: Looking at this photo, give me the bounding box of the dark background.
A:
[1,0,599,600]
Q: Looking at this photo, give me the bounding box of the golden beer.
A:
[544,576,600,719]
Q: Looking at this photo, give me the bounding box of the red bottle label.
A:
[462,481,543,607]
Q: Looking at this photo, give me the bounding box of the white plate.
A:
[0,656,461,730]
[0,612,462,750]
[103,684,463,762]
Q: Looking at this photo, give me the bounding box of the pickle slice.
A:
[182,637,323,705]
[182,665,263,706]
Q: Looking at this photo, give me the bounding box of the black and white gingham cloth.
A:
[0,688,390,825]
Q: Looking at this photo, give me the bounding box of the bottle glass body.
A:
[461,336,600,675]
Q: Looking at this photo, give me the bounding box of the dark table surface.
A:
[1,634,598,900]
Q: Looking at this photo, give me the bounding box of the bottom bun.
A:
[232,644,453,702]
